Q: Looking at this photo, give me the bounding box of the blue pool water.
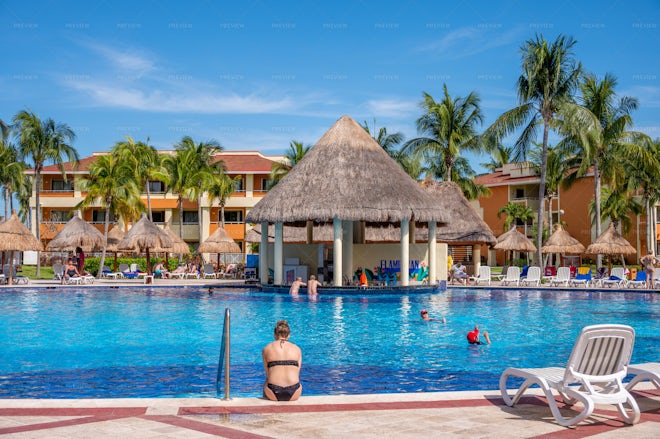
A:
[0,287,658,398]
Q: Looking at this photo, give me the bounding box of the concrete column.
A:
[428,222,437,284]
[333,218,342,286]
[401,220,410,286]
[342,220,353,284]
[245,174,254,198]
[260,222,269,284]
[317,244,325,284]
[473,244,481,275]
[274,222,283,285]
[409,222,416,243]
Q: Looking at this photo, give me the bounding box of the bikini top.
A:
[267,360,299,368]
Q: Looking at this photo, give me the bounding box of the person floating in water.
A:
[420,309,446,323]
[467,325,491,344]
[208,287,214,295]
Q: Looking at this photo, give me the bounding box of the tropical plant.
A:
[0,138,26,220]
[207,173,237,227]
[403,83,485,182]
[480,144,513,172]
[497,202,535,232]
[13,109,78,275]
[112,137,164,221]
[560,73,652,265]
[592,186,643,234]
[361,119,405,159]
[162,136,222,246]
[425,155,489,200]
[483,34,582,265]
[269,140,310,188]
[76,153,142,278]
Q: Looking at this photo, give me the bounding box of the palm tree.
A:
[0,139,26,220]
[269,140,310,187]
[162,136,222,246]
[480,144,513,172]
[76,154,142,278]
[13,109,78,275]
[561,73,652,266]
[207,173,236,228]
[593,187,643,234]
[497,202,535,232]
[425,155,489,200]
[403,83,485,182]
[361,119,404,159]
[484,34,582,266]
[112,137,163,221]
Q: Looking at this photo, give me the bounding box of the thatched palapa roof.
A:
[117,213,173,251]
[153,226,190,254]
[198,226,241,254]
[418,180,496,245]
[105,225,125,252]
[494,226,537,252]
[542,224,585,254]
[585,223,636,255]
[45,211,105,252]
[0,210,43,252]
[244,115,448,225]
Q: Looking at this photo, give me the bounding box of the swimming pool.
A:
[1,287,658,398]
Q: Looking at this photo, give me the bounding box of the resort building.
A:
[474,163,659,266]
[27,150,286,259]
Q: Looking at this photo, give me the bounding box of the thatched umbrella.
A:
[0,210,43,285]
[245,115,448,225]
[153,226,190,268]
[418,180,497,245]
[105,225,126,271]
[117,213,173,274]
[585,223,636,272]
[494,226,537,265]
[542,224,586,254]
[45,211,105,253]
[199,226,241,271]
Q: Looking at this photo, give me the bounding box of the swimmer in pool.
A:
[467,325,491,345]
[420,309,446,323]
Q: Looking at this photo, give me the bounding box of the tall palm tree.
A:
[207,173,237,228]
[484,34,582,265]
[162,136,222,246]
[403,83,485,182]
[0,139,26,220]
[480,144,513,172]
[561,73,652,266]
[425,155,489,200]
[14,109,78,275]
[76,154,142,278]
[593,186,643,234]
[361,119,404,159]
[112,137,163,221]
[269,140,310,188]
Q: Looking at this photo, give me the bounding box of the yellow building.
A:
[29,150,285,255]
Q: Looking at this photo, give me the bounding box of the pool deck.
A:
[2,279,658,437]
[1,386,658,438]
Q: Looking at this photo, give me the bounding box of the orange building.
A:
[29,150,285,256]
[474,163,658,266]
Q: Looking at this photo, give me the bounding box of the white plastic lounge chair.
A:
[654,270,660,288]
[549,267,571,287]
[500,266,521,286]
[242,267,257,281]
[600,267,626,288]
[3,264,30,285]
[626,362,660,390]
[570,267,592,288]
[185,267,201,279]
[202,263,217,279]
[168,266,186,279]
[491,266,509,282]
[469,265,491,286]
[222,263,237,279]
[626,271,646,289]
[52,263,64,280]
[520,266,541,287]
[500,324,639,427]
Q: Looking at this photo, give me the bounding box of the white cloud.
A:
[365,98,418,118]
[417,25,523,58]
[80,41,155,73]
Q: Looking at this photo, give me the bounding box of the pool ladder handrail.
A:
[216,308,231,399]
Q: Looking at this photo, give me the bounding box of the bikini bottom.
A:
[266,382,301,401]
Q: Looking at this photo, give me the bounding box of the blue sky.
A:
[2,0,658,175]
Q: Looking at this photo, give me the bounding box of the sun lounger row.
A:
[500,324,658,427]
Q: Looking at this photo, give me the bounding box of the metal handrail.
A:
[216,308,231,399]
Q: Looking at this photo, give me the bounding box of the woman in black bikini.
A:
[262,320,302,401]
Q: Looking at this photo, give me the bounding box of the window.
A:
[515,188,525,199]
[233,176,244,192]
[92,210,115,223]
[151,211,165,223]
[223,210,243,224]
[148,181,166,193]
[260,178,273,191]
[50,210,72,222]
[51,179,73,191]
[183,211,199,224]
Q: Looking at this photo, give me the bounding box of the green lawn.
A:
[18,265,54,280]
